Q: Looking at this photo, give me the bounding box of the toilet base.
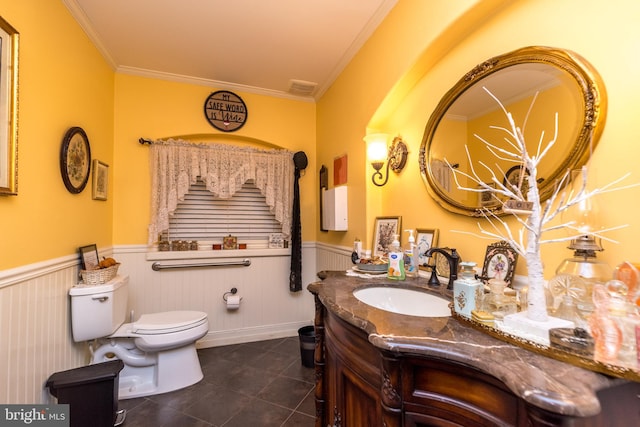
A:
[94,342,204,400]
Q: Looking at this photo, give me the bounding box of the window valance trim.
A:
[147,138,294,245]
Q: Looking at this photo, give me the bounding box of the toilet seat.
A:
[133,311,208,335]
[110,310,208,339]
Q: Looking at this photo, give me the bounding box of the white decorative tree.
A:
[449,87,635,322]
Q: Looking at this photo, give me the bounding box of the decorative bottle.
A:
[453,262,483,318]
[589,284,623,364]
[486,278,517,321]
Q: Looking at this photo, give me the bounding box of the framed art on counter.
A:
[481,240,518,285]
[416,228,439,270]
[372,216,401,258]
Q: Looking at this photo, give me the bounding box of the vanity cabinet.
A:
[313,293,636,427]
[321,305,385,426]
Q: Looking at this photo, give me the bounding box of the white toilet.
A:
[69,275,209,399]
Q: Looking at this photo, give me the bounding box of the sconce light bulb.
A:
[364,133,389,162]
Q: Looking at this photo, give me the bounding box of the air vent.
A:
[288,79,317,96]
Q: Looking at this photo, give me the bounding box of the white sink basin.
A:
[353,286,451,317]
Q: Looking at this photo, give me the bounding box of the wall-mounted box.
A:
[322,186,348,231]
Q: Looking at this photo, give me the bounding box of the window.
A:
[160,179,282,242]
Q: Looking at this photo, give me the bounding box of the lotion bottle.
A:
[387,234,405,280]
[404,229,418,278]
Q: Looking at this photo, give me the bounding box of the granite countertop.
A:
[308,270,626,418]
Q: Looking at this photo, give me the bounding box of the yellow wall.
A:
[0,0,114,269]
[112,74,316,244]
[319,0,640,277]
[4,0,640,281]
[317,0,490,250]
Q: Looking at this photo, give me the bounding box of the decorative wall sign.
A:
[203,90,248,132]
[60,127,91,194]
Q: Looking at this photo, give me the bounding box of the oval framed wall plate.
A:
[60,126,91,194]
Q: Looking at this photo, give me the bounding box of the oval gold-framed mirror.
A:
[419,46,607,216]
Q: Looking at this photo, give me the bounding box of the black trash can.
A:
[298,325,315,368]
[46,360,125,427]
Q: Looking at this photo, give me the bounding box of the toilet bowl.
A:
[69,275,209,399]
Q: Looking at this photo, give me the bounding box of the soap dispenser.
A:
[453,261,483,318]
[404,229,418,278]
[387,234,405,280]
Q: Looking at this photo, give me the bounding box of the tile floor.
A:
[118,337,316,426]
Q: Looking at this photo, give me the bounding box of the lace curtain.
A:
[148,138,294,245]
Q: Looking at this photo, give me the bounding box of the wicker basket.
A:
[81,263,120,285]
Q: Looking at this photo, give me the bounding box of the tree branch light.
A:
[364,134,408,186]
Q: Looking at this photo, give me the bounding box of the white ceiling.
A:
[64,0,397,101]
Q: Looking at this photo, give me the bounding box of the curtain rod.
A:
[139,138,153,145]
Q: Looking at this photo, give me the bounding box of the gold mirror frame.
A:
[419,46,607,216]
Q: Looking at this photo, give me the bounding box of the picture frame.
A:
[269,233,285,248]
[223,235,238,250]
[0,17,19,196]
[92,160,109,200]
[372,216,401,258]
[434,247,463,278]
[480,240,518,285]
[60,127,91,194]
[79,244,99,271]
[416,228,439,271]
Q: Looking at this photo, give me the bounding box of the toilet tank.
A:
[69,275,129,342]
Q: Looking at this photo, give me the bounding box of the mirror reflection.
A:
[420,46,606,216]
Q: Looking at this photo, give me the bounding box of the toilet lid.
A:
[133,311,208,335]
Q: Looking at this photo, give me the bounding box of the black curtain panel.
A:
[290,151,308,292]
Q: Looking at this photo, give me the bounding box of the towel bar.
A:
[151,259,251,271]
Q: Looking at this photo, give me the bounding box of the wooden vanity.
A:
[308,271,640,427]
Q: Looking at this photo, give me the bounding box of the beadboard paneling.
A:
[0,242,350,404]
[114,244,319,348]
[0,260,87,404]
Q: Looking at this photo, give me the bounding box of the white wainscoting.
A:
[0,241,352,404]
[114,244,319,348]
[315,242,353,273]
[0,257,88,404]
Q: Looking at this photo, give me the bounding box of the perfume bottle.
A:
[603,280,640,367]
[554,294,583,327]
[453,262,483,318]
[589,284,622,364]
[486,278,517,321]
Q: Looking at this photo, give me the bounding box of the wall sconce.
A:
[363,134,408,186]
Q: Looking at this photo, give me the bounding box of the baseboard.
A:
[196,320,314,348]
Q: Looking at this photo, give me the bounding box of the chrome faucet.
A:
[424,248,460,290]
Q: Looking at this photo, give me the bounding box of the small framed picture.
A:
[416,229,439,271]
[481,240,518,285]
[269,233,285,248]
[372,216,401,258]
[223,235,238,250]
[92,160,109,201]
[79,244,99,270]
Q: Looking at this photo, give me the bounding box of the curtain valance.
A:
[148,138,294,244]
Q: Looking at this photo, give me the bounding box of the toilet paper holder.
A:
[223,287,240,302]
